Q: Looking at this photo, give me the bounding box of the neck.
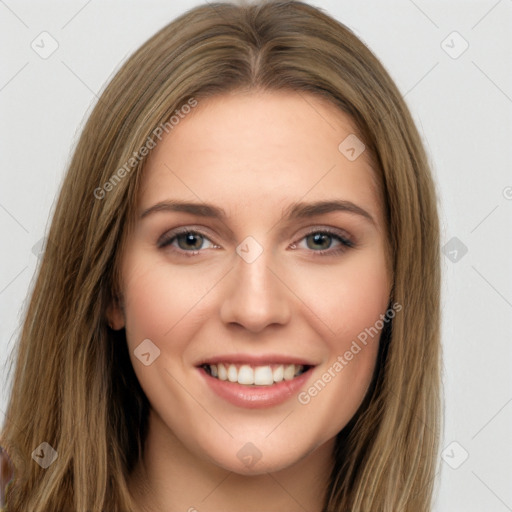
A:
[128,409,335,512]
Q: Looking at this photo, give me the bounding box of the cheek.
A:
[289,248,391,340]
[120,261,203,409]
[122,271,170,342]
[291,249,389,428]
[121,257,216,345]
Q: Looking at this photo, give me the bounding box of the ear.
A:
[106,295,125,330]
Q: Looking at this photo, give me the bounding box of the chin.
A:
[210,449,305,476]
[196,433,324,476]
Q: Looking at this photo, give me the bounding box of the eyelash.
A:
[292,228,355,256]
[157,227,355,257]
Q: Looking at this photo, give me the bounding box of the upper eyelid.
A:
[294,225,352,241]
[293,230,354,251]
[157,227,216,247]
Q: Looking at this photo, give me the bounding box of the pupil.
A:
[308,233,331,250]
[178,233,202,250]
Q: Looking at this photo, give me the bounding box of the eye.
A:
[158,228,218,255]
[293,229,354,255]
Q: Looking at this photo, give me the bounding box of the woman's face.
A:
[110,90,392,474]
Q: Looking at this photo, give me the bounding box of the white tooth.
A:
[272,365,284,383]
[254,366,274,386]
[210,364,218,378]
[238,365,254,385]
[283,364,296,381]
[217,363,228,381]
[227,364,238,382]
[294,364,304,376]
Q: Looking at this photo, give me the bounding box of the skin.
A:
[108,90,392,512]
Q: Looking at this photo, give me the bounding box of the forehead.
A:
[138,90,383,226]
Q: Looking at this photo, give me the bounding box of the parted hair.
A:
[0,1,441,510]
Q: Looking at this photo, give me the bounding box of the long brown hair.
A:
[0,1,441,510]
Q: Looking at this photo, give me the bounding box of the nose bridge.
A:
[219,238,291,331]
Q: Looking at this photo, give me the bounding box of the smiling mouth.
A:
[201,363,312,386]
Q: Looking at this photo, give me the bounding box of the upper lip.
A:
[196,354,317,367]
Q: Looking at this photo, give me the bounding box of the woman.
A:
[0,1,441,510]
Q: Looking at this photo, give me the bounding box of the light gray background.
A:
[1,1,511,510]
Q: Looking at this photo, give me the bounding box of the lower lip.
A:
[198,367,314,409]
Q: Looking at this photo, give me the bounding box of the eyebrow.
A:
[282,199,375,225]
[140,200,226,220]
[139,199,375,225]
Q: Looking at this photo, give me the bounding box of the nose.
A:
[219,245,292,333]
